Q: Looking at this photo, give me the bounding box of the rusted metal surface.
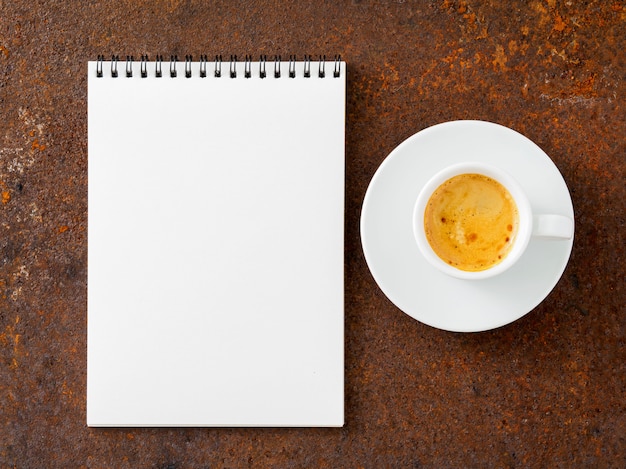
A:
[1,0,624,467]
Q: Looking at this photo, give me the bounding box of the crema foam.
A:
[423,173,519,272]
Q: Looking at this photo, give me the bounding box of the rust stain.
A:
[573,74,597,97]
[442,48,465,67]
[531,1,551,26]
[553,14,567,32]
[448,0,488,39]
[58,225,69,233]
[1,190,10,204]
[61,380,82,409]
[4,316,22,369]
[379,62,400,92]
[492,44,508,71]
[0,45,8,58]
[31,138,46,151]
[61,381,74,400]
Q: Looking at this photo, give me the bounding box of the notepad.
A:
[87,56,345,427]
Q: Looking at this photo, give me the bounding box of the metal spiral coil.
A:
[95,54,343,79]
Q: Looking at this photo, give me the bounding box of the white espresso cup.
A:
[413,162,574,280]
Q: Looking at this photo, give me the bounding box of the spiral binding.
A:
[170,55,178,78]
[126,56,133,77]
[215,55,222,77]
[229,55,237,78]
[96,54,342,79]
[140,55,148,78]
[260,55,267,78]
[244,55,252,78]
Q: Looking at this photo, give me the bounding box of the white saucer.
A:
[360,120,574,332]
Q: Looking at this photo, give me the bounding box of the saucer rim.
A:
[360,120,575,332]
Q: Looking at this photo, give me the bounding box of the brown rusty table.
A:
[1,1,624,467]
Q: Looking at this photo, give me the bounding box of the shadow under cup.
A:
[413,162,533,280]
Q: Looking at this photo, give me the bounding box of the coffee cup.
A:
[413,162,573,280]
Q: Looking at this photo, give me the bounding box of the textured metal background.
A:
[1,0,624,467]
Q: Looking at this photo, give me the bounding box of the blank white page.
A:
[87,59,345,427]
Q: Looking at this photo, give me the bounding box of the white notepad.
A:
[87,57,345,427]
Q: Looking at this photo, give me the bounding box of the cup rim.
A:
[413,162,533,280]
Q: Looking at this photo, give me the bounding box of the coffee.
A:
[423,173,519,272]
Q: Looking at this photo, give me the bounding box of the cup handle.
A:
[532,214,574,240]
